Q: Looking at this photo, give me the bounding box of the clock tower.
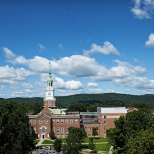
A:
[44,62,56,108]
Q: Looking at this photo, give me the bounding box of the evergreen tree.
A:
[88,138,95,151]
[62,127,87,154]
[92,127,98,138]
[49,129,56,139]
[53,138,62,153]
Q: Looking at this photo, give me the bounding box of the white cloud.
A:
[93,59,146,81]
[131,0,154,19]
[88,88,116,94]
[38,43,46,52]
[4,48,154,95]
[25,89,34,93]
[56,89,84,96]
[0,65,34,84]
[3,47,16,59]
[87,82,98,87]
[22,82,33,89]
[54,77,83,90]
[37,73,83,90]
[114,76,154,89]
[84,41,120,56]
[145,33,154,47]
[11,91,24,97]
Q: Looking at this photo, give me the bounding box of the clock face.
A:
[48,92,51,95]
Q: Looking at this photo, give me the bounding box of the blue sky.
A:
[0,0,154,98]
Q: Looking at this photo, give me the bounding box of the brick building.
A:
[28,63,80,139]
[28,63,137,139]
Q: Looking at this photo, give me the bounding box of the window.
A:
[66,127,69,133]
[39,120,42,124]
[104,132,106,137]
[85,127,87,130]
[114,118,117,122]
[61,120,64,124]
[48,101,51,105]
[52,119,55,123]
[52,128,55,132]
[104,115,106,119]
[44,120,48,124]
[104,126,107,131]
[33,120,36,124]
[104,121,106,125]
[29,120,32,124]
[56,119,59,124]
[70,119,73,124]
[88,127,91,130]
[75,119,78,124]
[56,127,60,132]
[65,119,68,124]
[61,127,64,133]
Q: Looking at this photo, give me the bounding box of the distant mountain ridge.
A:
[1,93,154,106]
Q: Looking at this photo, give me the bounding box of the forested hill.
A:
[1,93,154,107]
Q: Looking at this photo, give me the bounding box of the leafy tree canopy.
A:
[0,101,35,154]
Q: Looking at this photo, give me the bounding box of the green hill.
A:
[1,93,154,107]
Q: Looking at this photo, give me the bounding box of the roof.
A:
[97,107,128,114]
[48,108,67,115]
[80,112,98,115]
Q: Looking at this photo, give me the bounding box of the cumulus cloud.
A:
[87,82,98,87]
[93,59,146,81]
[145,33,154,47]
[114,76,154,90]
[88,88,116,94]
[37,73,83,90]
[11,91,24,97]
[0,65,34,85]
[131,0,154,19]
[3,48,154,94]
[84,41,120,56]
[3,47,16,59]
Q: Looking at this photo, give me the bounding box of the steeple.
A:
[44,62,56,108]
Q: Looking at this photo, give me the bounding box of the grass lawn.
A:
[95,144,110,151]
[84,137,108,143]
[41,139,54,144]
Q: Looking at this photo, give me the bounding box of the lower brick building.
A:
[28,63,137,139]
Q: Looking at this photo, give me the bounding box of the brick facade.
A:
[28,65,137,139]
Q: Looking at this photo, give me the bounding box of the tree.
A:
[107,108,154,154]
[62,127,87,154]
[127,129,154,154]
[0,101,35,154]
[107,116,126,153]
[92,127,98,138]
[49,129,56,139]
[125,108,154,138]
[88,138,95,151]
[53,138,62,153]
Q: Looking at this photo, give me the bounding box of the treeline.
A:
[1,93,154,107]
[107,108,154,153]
[1,93,154,114]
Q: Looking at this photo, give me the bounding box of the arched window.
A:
[41,126,46,133]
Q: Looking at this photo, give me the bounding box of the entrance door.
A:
[42,135,44,139]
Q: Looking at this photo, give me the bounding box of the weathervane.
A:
[49,62,51,74]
